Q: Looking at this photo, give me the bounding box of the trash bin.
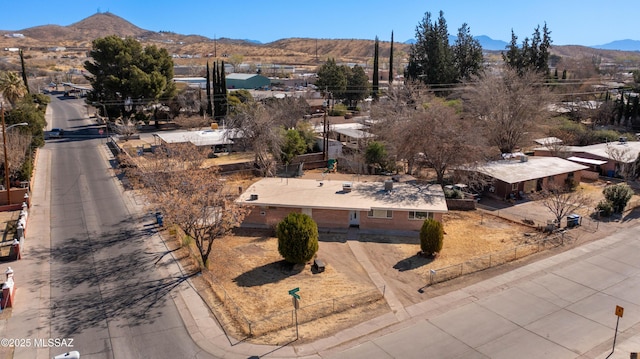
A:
[566,214,580,228]
[155,212,164,227]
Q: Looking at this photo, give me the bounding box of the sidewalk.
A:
[0,147,53,359]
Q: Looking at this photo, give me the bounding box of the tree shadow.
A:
[233,260,304,287]
[50,273,197,337]
[28,215,198,336]
[622,207,640,222]
[393,253,434,272]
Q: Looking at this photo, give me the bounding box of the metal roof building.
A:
[226,74,270,89]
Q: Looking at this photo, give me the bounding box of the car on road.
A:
[49,128,64,138]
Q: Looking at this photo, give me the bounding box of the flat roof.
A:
[154,129,235,146]
[475,157,588,184]
[534,137,562,145]
[237,178,448,213]
[569,141,640,163]
[333,127,375,140]
[567,156,607,166]
[535,141,640,163]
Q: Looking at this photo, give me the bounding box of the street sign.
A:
[292,296,299,309]
[288,287,300,300]
[616,305,624,318]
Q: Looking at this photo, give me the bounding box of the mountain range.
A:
[404,36,640,52]
[1,12,639,67]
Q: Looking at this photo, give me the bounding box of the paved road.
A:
[44,95,216,358]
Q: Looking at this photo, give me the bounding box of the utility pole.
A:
[1,106,9,205]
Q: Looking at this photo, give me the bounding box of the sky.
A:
[1,1,637,46]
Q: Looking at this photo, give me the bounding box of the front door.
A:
[349,211,360,227]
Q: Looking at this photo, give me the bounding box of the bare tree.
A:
[408,100,484,183]
[126,142,247,268]
[370,83,485,182]
[172,114,209,130]
[225,101,283,176]
[464,68,552,154]
[369,81,433,174]
[263,96,310,129]
[540,182,592,227]
[544,139,572,159]
[3,131,32,180]
[606,143,637,179]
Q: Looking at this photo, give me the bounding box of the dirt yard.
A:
[164,207,539,344]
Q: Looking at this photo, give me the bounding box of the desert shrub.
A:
[603,183,634,213]
[444,188,463,199]
[596,199,613,217]
[420,218,444,255]
[276,212,319,264]
[329,103,348,116]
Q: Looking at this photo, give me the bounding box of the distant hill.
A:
[405,35,508,51]
[2,12,640,67]
[592,39,640,51]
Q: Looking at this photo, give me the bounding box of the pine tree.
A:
[373,36,379,100]
[406,11,463,91]
[503,30,521,70]
[388,31,394,84]
[502,24,553,76]
[453,23,483,81]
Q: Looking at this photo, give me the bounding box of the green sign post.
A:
[288,287,301,339]
[288,287,300,299]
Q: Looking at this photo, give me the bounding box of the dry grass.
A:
[163,205,540,344]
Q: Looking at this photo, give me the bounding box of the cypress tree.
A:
[19,49,30,95]
[213,61,220,121]
[373,36,379,100]
[205,61,212,117]
[220,61,228,118]
[388,31,394,84]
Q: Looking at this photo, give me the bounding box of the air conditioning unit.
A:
[250,194,259,200]
[520,155,528,162]
[342,182,352,192]
[384,180,393,191]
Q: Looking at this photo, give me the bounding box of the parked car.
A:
[49,128,64,138]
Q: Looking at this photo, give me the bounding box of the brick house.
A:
[236,178,448,231]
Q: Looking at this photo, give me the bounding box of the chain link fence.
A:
[424,232,568,286]
[202,267,385,339]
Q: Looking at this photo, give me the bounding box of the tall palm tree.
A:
[0,71,27,107]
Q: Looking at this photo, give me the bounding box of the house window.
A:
[408,211,433,220]
[511,182,518,191]
[367,209,393,218]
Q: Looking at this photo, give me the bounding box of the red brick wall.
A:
[311,208,349,228]
[241,206,444,232]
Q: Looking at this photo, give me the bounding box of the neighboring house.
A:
[313,122,374,158]
[460,156,588,200]
[153,128,241,152]
[534,139,640,178]
[237,178,448,232]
